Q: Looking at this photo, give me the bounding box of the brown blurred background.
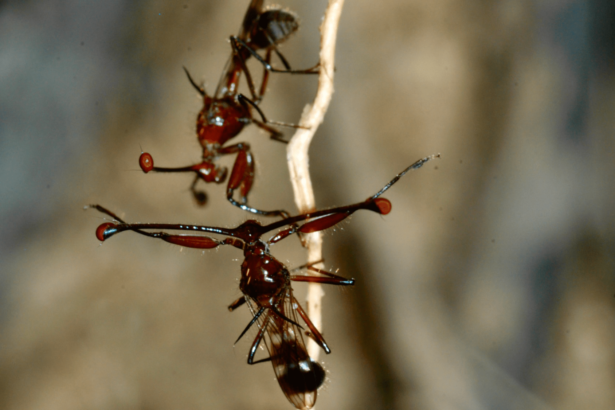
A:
[1,0,614,409]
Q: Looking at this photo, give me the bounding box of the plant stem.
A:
[286,0,345,361]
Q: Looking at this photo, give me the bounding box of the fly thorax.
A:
[240,252,288,305]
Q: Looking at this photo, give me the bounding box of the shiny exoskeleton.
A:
[89,156,437,409]
[139,0,318,218]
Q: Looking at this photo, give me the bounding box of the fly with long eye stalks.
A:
[88,155,438,409]
[138,0,318,218]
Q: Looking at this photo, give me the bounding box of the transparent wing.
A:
[238,0,264,40]
[212,54,234,100]
[247,289,324,409]
[213,0,263,101]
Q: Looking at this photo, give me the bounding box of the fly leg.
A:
[246,311,273,365]
[237,94,308,144]
[218,143,290,219]
[291,266,355,286]
[231,36,319,75]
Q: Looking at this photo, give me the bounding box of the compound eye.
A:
[96,223,116,241]
[374,198,392,215]
[139,152,154,173]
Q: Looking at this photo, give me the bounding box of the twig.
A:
[286,0,345,361]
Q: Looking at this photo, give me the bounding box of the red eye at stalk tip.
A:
[96,223,115,242]
[374,198,392,215]
[139,152,154,173]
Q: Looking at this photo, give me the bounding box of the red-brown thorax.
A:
[197,95,248,146]
[240,242,290,308]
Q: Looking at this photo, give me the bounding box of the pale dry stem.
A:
[286,0,345,362]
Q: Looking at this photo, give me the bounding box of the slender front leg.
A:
[234,306,266,345]
[289,259,325,273]
[247,311,273,365]
[257,48,273,100]
[292,297,331,354]
[183,66,206,96]
[231,36,320,75]
[291,266,355,286]
[237,94,309,143]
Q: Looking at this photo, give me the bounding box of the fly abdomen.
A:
[280,358,326,394]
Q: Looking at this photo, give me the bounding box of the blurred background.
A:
[1,0,614,409]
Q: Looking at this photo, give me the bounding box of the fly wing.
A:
[212,0,263,100]
[260,291,325,409]
[212,54,234,100]
[238,0,264,40]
